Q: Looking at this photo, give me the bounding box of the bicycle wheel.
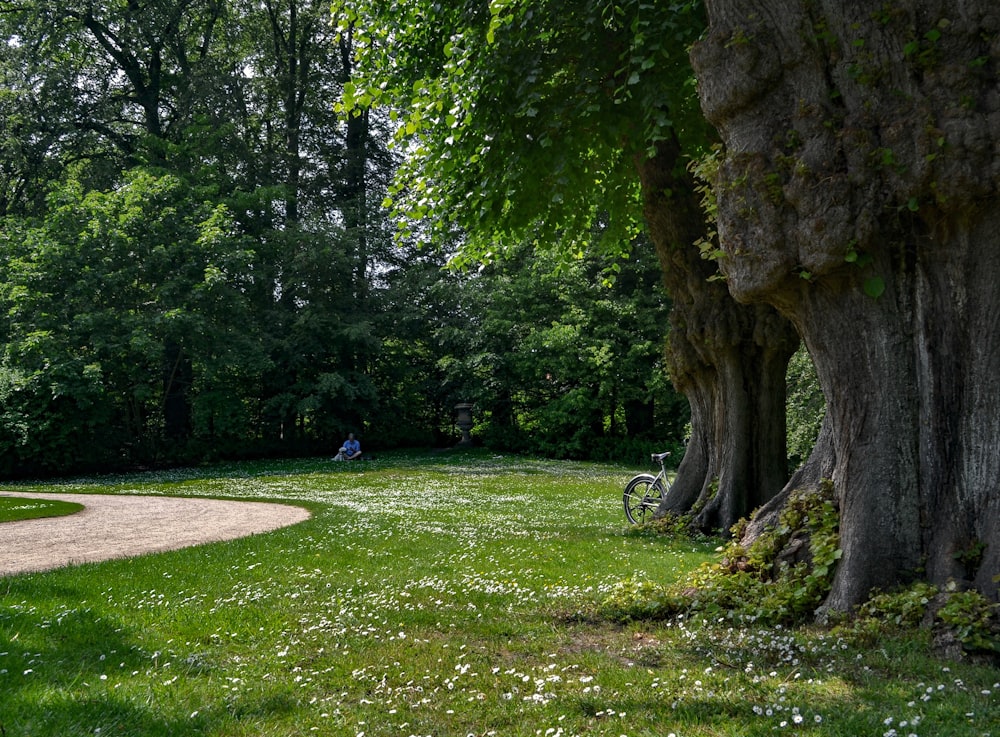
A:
[623,474,665,525]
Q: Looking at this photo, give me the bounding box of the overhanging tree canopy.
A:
[336,0,803,532]
[336,0,704,259]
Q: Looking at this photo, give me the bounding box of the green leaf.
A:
[863,276,886,299]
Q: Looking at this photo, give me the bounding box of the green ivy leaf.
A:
[864,276,886,299]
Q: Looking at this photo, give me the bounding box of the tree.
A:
[691,0,1000,607]
[5,0,237,440]
[0,1,130,214]
[21,0,228,162]
[430,242,685,459]
[636,134,799,529]
[0,171,258,471]
[0,0,416,468]
[242,0,386,444]
[335,0,801,531]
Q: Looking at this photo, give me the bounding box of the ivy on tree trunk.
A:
[692,0,1000,609]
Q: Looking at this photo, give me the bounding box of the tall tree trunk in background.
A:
[336,26,372,433]
[692,0,1000,608]
[635,135,800,534]
[339,28,371,303]
[266,0,313,226]
[163,338,193,441]
[264,0,317,441]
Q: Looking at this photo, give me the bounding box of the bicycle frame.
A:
[623,451,672,525]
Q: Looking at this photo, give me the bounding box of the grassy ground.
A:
[0,495,83,523]
[0,450,996,736]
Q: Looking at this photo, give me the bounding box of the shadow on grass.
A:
[0,579,296,736]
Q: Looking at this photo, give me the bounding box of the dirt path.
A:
[0,491,310,577]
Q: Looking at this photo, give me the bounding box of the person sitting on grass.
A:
[335,433,362,461]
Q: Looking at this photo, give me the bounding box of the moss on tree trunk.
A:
[692,0,1000,609]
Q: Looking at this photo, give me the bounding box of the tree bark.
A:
[339,29,371,303]
[692,0,1000,608]
[635,136,800,533]
[163,338,193,442]
[265,0,317,226]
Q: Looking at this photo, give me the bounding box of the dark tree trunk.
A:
[623,398,654,439]
[163,339,192,441]
[742,415,836,543]
[339,30,371,302]
[692,0,1000,608]
[266,0,314,226]
[76,2,215,441]
[635,136,800,534]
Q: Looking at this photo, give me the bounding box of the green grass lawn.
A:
[0,495,83,522]
[0,450,996,736]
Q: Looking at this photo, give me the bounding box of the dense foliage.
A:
[0,1,829,477]
[0,0,695,476]
[336,0,707,261]
[784,345,824,467]
[430,243,687,462]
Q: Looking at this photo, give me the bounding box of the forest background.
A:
[0,0,824,479]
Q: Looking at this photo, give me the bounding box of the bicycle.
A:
[623,451,672,524]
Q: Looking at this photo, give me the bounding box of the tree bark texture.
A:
[635,137,799,533]
[339,30,372,303]
[692,1,1000,608]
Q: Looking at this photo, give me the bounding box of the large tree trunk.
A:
[636,136,800,533]
[692,0,1000,608]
